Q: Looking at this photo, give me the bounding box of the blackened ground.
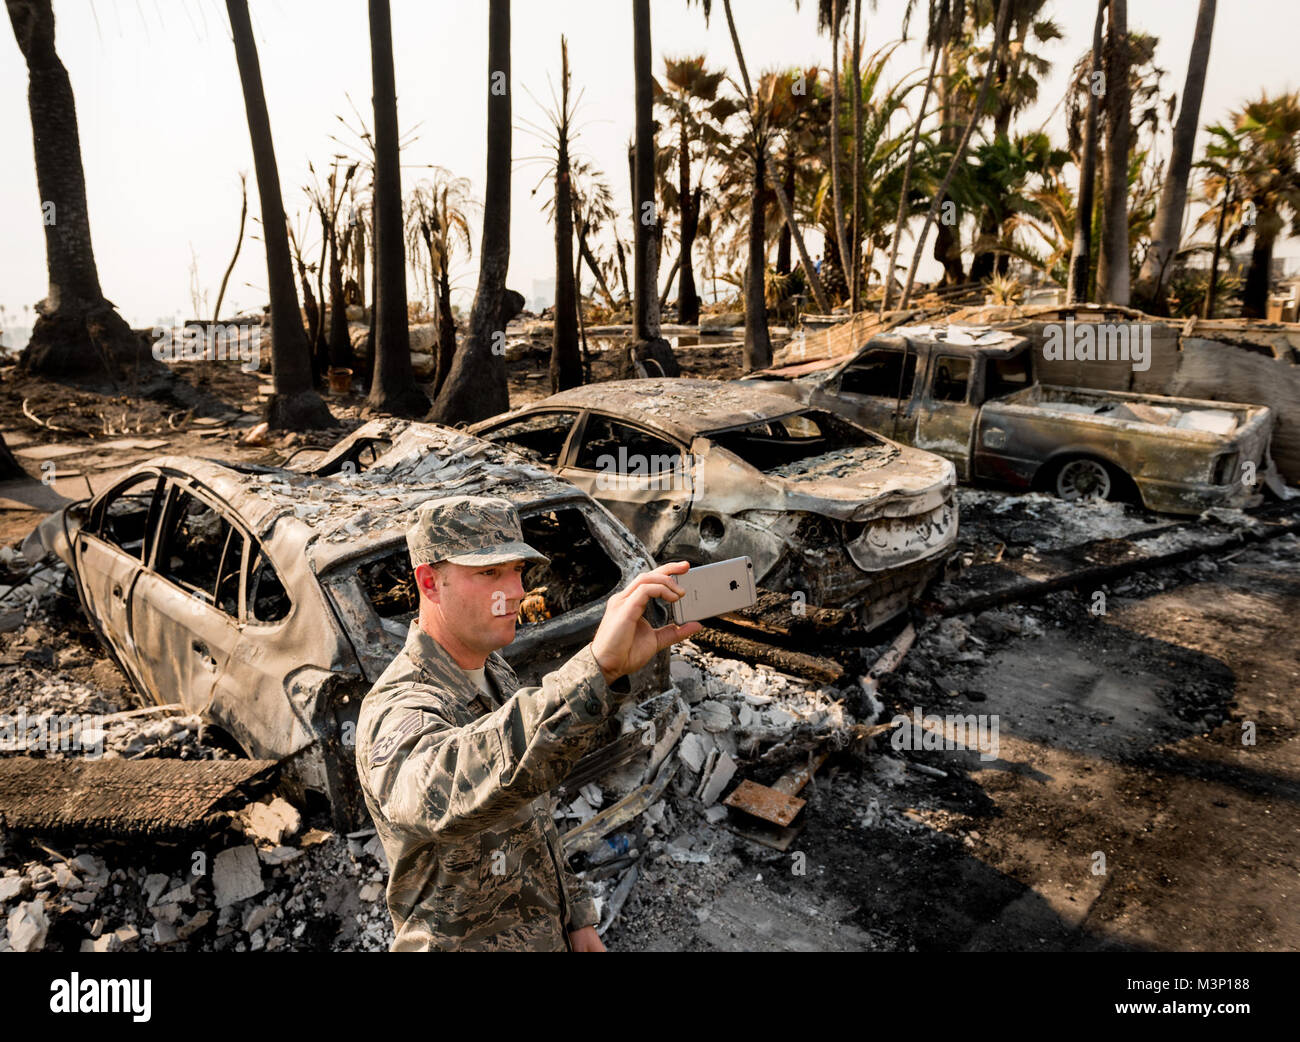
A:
[605,534,1300,951]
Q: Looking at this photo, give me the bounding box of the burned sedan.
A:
[469,378,958,629]
[34,424,670,828]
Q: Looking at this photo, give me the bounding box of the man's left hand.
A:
[569,926,606,952]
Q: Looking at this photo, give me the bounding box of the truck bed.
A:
[979,385,1276,514]
[995,385,1271,441]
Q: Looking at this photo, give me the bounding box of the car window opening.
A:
[480,412,579,466]
[355,507,622,628]
[841,349,917,397]
[96,475,159,561]
[314,437,394,476]
[248,550,291,622]
[709,411,879,472]
[573,417,683,474]
[986,352,1032,399]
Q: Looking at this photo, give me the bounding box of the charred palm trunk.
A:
[577,220,615,307]
[226,0,332,428]
[628,0,678,376]
[434,262,455,398]
[970,206,1000,282]
[744,149,773,371]
[1135,0,1216,310]
[615,237,631,302]
[828,0,851,292]
[1203,182,1230,319]
[430,0,512,424]
[633,0,656,340]
[366,0,429,417]
[0,434,25,481]
[777,158,795,274]
[677,117,701,325]
[8,0,153,384]
[850,0,863,311]
[313,215,329,380]
[1241,221,1275,319]
[1096,0,1131,305]
[328,227,353,371]
[1067,0,1106,304]
[551,55,581,393]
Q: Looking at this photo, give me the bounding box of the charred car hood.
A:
[709,441,956,522]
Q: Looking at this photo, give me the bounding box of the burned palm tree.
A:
[818,0,853,297]
[655,55,739,325]
[6,0,155,383]
[898,0,1012,308]
[1066,0,1106,303]
[405,170,475,399]
[1134,0,1216,311]
[304,158,359,382]
[523,37,584,391]
[628,0,679,377]
[226,0,334,429]
[431,0,512,425]
[367,0,429,417]
[569,161,620,308]
[1095,0,1131,305]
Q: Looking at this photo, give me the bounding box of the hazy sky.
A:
[2,0,1298,341]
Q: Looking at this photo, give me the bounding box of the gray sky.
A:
[2,0,1297,342]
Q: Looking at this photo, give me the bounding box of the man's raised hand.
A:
[591,561,702,686]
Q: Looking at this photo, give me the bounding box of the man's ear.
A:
[414,563,440,604]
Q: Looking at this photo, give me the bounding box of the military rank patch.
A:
[370,709,423,767]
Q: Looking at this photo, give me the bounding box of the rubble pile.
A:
[567,645,870,931]
[953,487,1154,560]
[0,796,400,952]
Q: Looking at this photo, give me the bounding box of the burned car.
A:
[468,378,958,629]
[34,423,673,827]
[747,325,1280,515]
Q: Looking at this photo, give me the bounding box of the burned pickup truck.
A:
[747,325,1279,514]
[32,423,676,828]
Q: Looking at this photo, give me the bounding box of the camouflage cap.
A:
[407,495,550,568]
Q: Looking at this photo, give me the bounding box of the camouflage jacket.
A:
[355,622,631,951]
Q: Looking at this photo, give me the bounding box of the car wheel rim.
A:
[1057,459,1111,502]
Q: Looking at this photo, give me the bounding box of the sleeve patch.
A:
[370,709,423,767]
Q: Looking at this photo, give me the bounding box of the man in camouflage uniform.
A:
[355,494,701,951]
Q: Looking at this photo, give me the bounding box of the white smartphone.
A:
[670,556,757,625]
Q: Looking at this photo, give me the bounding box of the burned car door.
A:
[128,482,246,715]
[912,353,978,479]
[831,345,920,443]
[561,414,695,556]
[72,472,164,690]
[473,411,582,467]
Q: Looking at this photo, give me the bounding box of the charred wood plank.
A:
[0,757,279,839]
[691,626,845,685]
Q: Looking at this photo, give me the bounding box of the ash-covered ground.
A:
[1,489,1297,952]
